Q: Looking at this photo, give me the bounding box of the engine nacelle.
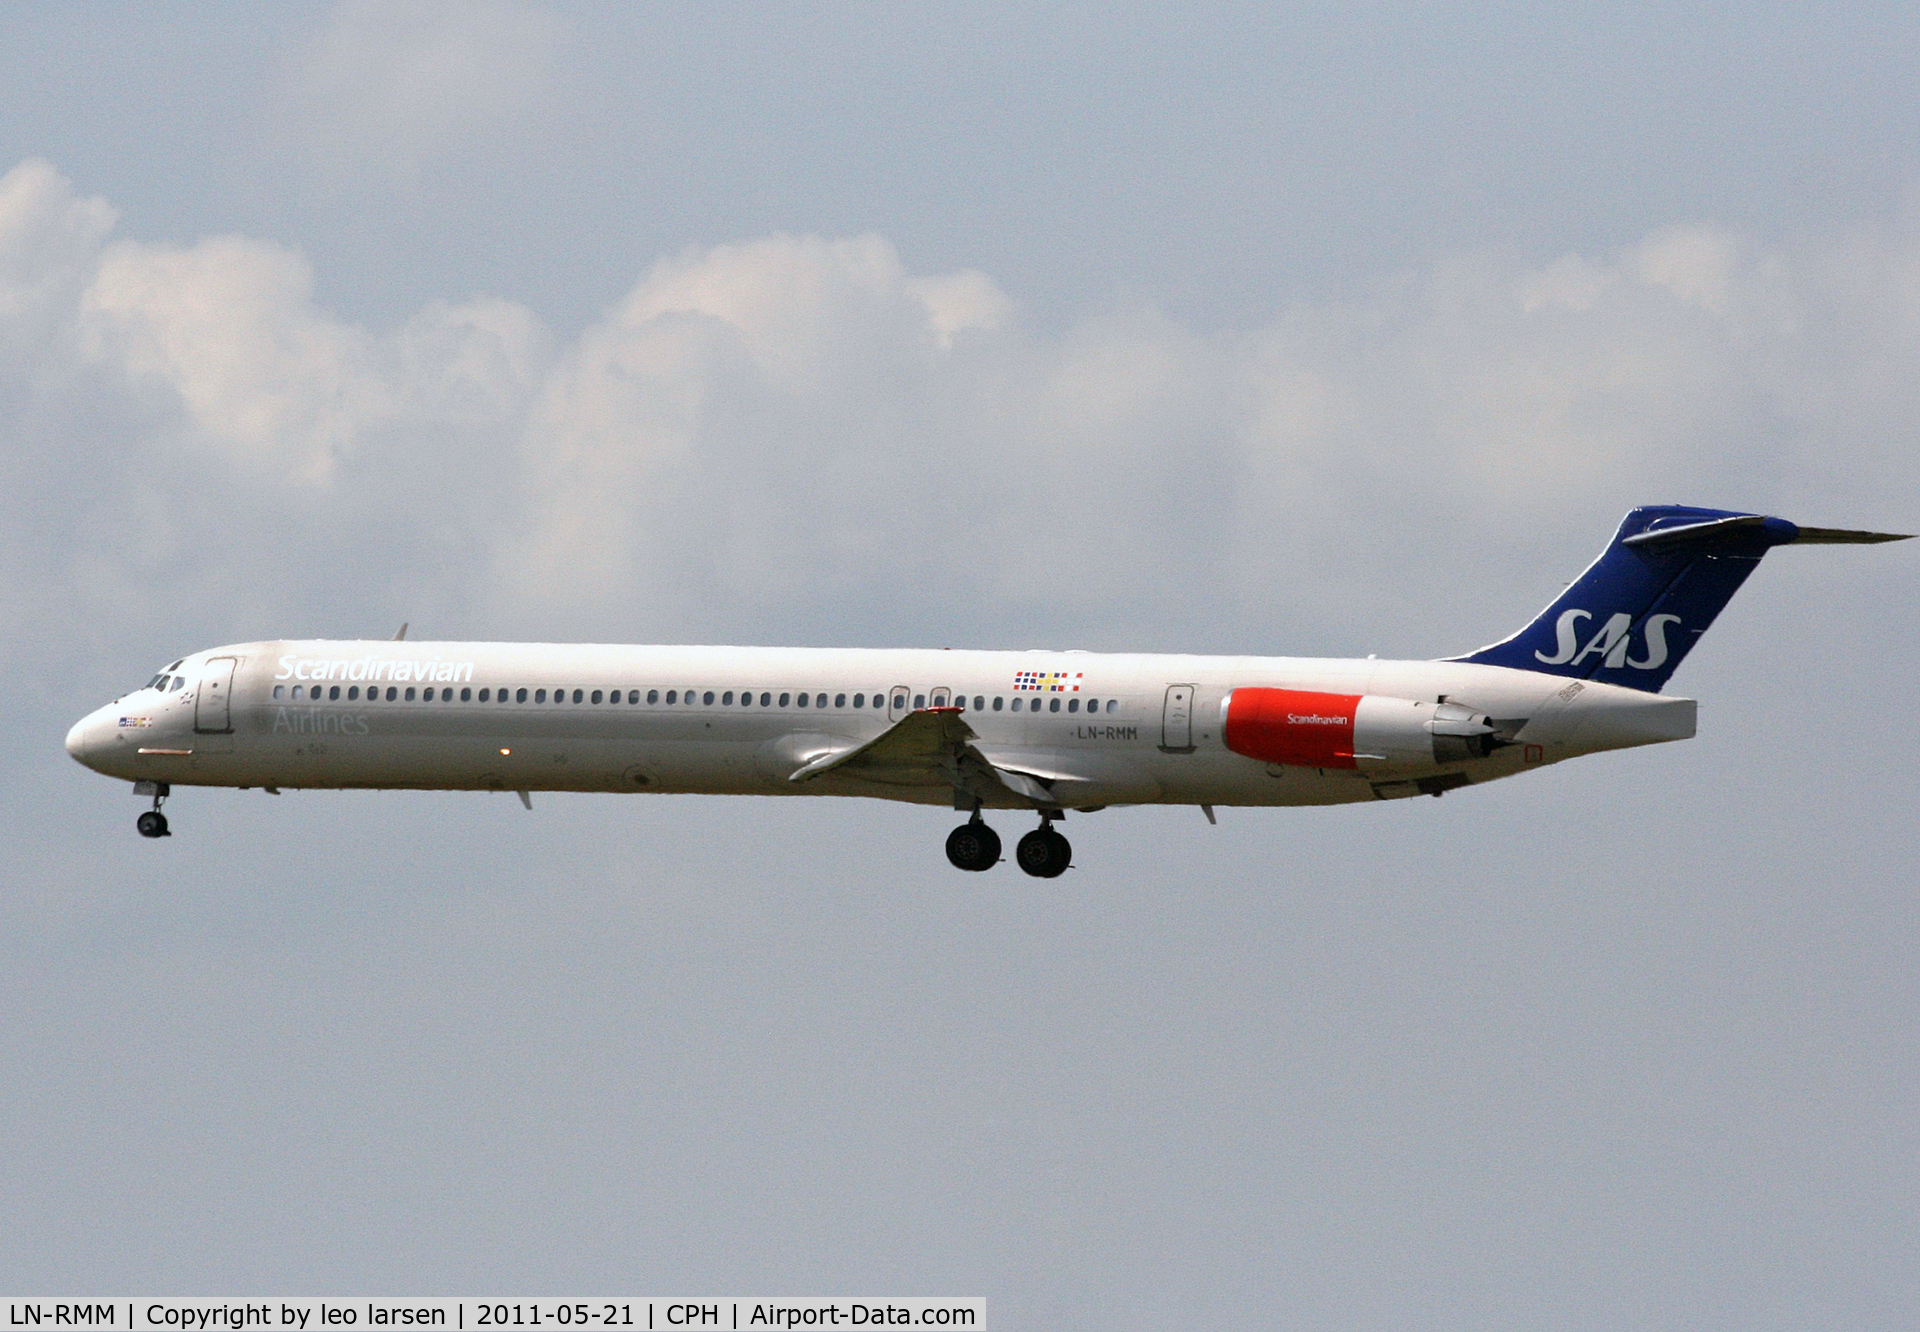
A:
[1222,688,1503,772]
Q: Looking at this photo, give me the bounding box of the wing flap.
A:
[788,707,1064,807]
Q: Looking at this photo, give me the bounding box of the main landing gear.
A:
[945,812,1001,872]
[136,782,171,839]
[1015,817,1072,878]
[945,809,1071,877]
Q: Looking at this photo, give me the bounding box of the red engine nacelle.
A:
[1222,688,1502,771]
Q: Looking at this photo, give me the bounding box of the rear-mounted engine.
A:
[1222,687,1506,772]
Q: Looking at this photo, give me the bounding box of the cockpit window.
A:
[142,661,188,692]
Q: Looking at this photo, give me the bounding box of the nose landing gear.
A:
[1015,815,1071,878]
[136,782,171,838]
[945,811,1002,871]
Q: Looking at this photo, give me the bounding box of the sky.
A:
[2,3,1916,1325]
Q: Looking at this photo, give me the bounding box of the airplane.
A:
[65,505,1907,875]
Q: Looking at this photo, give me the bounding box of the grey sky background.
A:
[1,3,1915,1326]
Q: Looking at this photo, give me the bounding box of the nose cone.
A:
[66,706,114,771]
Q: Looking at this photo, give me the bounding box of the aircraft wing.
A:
[787,707,1058,806]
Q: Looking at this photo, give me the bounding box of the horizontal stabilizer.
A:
[1620,515,1769,548]
[1788,526,1914,544]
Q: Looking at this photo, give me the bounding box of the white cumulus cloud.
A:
[3,157,1917,678]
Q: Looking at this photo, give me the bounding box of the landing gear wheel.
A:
[1016,827,1071,878]
[136,810,170,839]
[946,821,1001,871]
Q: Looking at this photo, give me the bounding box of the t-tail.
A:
[1451,505,1911,692]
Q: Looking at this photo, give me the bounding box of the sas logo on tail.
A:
[1536,610,1682,670]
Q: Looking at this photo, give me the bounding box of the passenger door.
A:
[196,657,237,733]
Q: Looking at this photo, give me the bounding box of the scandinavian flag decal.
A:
[1014,670,1082,692]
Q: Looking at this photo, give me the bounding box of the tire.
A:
[1038,829,1071,878]
[136,810,169,839]
[946,822,1001,871]
[1017,828,1065,877]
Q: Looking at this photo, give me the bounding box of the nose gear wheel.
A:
[137,782,172,838]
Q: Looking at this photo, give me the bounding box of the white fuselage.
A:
[66,639,1696,811]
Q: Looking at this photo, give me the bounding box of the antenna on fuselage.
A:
[393,623,408,641]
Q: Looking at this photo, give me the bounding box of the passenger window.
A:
[1011,698,1022,712]
[914,694,925,708]
[402,687,414,701]
[273,685,284,699]
[534,688,546,703]
[779,693,791,707]
[458,687,469,702]
[514,687,526,702]
[346,686,358,701]
[1068,698,1079,713]
[797,692,810,708]
[754,692,765,706]
[973,696,984,711]
[853,693,865,708]
[665,690,677,704]
[590,690,602,704]
[892,691,907,710]
[1107,699,1118,713]
[992,697,1003,711]
[324,685,336,700]
[698,690,711,705]
[1049,697,1060,712]
[834,693,846,708]
[478,688,488,701]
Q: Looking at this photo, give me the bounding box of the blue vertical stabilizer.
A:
[1448,506,1908,692]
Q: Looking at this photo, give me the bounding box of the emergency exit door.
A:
[1161,684,1196,752]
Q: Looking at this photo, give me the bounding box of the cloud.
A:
[292,0,566,171]
[0,158,115,358]
[4,156,1919,682]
